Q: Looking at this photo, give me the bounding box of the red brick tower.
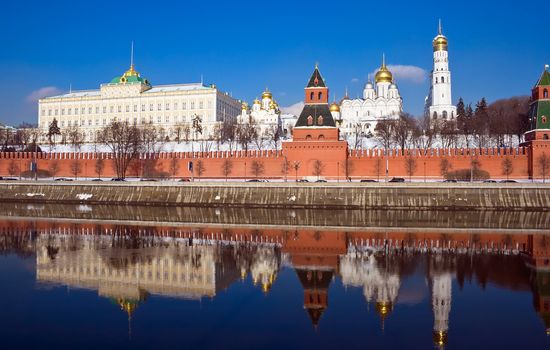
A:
[282,65,348,180]
[523,65,550,179]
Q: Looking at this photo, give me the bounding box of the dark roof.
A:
[307,67,327,88]
[295,104,336,127]
[306,307,326,327]
[295,269,333,290]
[536,69,550,86]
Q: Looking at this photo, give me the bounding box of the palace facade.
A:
[38,61,241,142]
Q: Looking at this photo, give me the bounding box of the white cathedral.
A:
[237,88,281,137]
[339,55,403,138]
[425,20,457,121]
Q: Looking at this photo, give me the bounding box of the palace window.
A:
[191,101,195,109]
[81,108,85,114]
[183,102,187,110]
[199,101,203,109]
[150,104,153,111]
[75,108,78,115]
[118,105,122,112]
[88,107,92,114]
[165,116,170,123]
[48,110,52,116]
[134,105,137,112]
[126,105,129,112]
[174,102,178,110]
[141,104,145,112]
[61,109,65,115]
[68,108,72,115]
[442,111,448,119]
[88,119,92,126]
[55,109,58,116]
[96,107,99,114]
[166,103,170,110]
[441,77,445,83]
[110,106,113,113]
[158,116,161,123]
[103,106,107,113]
[68,121,71,127]
[61,121,65,127]
[157,104,162,111]
[544,89,548,98]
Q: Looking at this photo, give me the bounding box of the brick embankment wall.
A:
[0,182,549,210]
[0,202,548,230]
[0,146,531,180]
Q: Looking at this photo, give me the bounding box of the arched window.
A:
[433,112,438,119]
[544,134,549,140]
[436,77,439,84]
[451,111,455,119]
[306,134,312,140]
[544,89,548,98]
[318,134,325,140]
[318,92,323,100]
[317,116,324,125]
[310,92,314,100]
[307,115,313,126]
[441,77,445,83]
[442,111,448,119]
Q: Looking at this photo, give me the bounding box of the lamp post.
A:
[424,161,426,183]
[337,161,339,183]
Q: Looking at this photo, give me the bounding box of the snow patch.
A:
[26,193,45,197]
[288,195,296,202]
[76,193,93,200]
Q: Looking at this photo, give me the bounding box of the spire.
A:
[306,64,327,88]
[438,19,442,35]
[130,41,134,69]
[382,53,386,68]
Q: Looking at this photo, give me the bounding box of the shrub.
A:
[445,168,490,181]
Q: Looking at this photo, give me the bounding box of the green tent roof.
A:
[536,69,550,86]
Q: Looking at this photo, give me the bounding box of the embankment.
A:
[0,181,549,210]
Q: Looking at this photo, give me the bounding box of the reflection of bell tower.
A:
[296,269,333,327]
[431,272,452,348]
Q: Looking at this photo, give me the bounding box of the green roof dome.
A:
[110,64,149,85]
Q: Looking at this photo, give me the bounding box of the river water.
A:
[0,206,549,349]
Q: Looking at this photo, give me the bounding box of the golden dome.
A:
[329,102,340,112]
[123,64,139,78]
[375,66,393,83]
[262,88,272,99]
[269,100,277,109]
[253,98,260,105]
[241,102,248,110]
[433,35,448,51]
[375,301,393,318]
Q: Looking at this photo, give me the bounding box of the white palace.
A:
[38,56,241,142]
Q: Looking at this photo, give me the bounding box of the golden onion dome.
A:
[329,102,340,112]
[375,65,393,84]
[433,35,448,51]
[253,98,260,105]
[262,88,272,99]
[241,102,248,110]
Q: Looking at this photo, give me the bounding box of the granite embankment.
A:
[0,181,549,210]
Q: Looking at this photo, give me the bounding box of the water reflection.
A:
[1,219,550,348]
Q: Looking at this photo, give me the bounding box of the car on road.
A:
[389,177,405,183]
[442,179,457,183]
[178,178,191,182]
[54,178,73,181]
[297,179,309,183]
[360,179,377,183]
[315,179,327,183]
[140,178,158,182]
[499,180,517,183]
[1,177,17,181]
[91,179,103,182]
[111,178,126,182]
[483,180,497,183]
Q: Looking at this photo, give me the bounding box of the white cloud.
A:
[350,78,360,83]
[26,86,63,103]
[280,101,304,116]
[370,65,427,84]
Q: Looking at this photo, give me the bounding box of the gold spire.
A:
[375,54,393,83]
[433,20,448,51]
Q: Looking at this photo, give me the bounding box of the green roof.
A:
[110,75,147,84]
[536,69,550,86]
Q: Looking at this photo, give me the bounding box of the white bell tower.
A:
[427,20,457,121]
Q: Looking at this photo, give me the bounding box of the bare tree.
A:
[221,158,233,181]
[280,158,290,182]
[98,121,142,179]
[293,161,301,181]
[342,158,354,179]
[49,160,60,179]
[501,158,513,180]
[67,125,84,152]
[439,158,452,178]
[170,157,180,180]
[351,123,363,149]
[221,118,237,152]
[312,159,324,180]
[392,113,416,155]
[374,119,394,150]
[195,159,205,181]
[70,159,82,179]
[373,157,383,181]
[141,122,165,154]
[237,121,258,153]
[95,157,105,179]
[537,153,549,183]
[266,124,281,150]
[404,155,417,182]
[47,118,61,150]
[250,160,265,179]
[8,160,19,176]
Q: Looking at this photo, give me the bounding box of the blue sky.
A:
[1,0,549,126]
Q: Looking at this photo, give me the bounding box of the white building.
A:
[339,56,403,138]
[425,20,457,121]
[280,113,298,139]
[237,88,281,137]
[38,60,241,142]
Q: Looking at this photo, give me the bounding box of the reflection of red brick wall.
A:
[0,146,531,180]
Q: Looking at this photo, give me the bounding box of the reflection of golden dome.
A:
[329,102,340,112]
[117,298,139,317]
[375,301,393,319]
[433,35,448,51]
[262,88,272,99]
[433,330,448,348]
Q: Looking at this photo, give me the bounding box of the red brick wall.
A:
[0,146,532,180]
